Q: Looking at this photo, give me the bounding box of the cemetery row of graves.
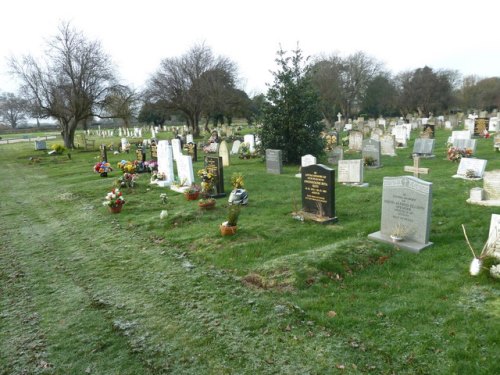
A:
[0,117,499,374]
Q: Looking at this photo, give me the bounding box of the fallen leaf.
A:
[327,310,337,318]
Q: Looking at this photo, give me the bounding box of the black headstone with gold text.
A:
[204,156,225,197]
[301,164,337,224]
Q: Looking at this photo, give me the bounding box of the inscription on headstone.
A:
[362,139,381,167]
[266,149,283,174]
[301,164,337,223]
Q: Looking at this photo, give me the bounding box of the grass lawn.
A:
[0,128,499,374]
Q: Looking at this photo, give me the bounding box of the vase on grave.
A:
[108,205,123,214]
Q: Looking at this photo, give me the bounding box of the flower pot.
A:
[390,235,403,242]
[100,172,108,177]
[185,192,200,201]
[108,205,123,213]
[199,200,216,209]
[220,224,237,236]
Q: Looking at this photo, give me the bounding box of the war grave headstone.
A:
[368,176,433,252]
[265,149,283,174]
[171,138,182,161]
[474,118,489,137]
[380,134,397,156]
[204,156,225,197]
[392,125,407,147]
[155,141,175,187]
[327,146,343,165]
[100,144,108,162]
[404,157,429,178]
[297,164,338,224]
[170,154,195,193]
[338,159,368,187]
[453,158,488,180]
[295,154,317,177]
[453,138,477,154]
[186,134,194,144]
[218,140,230,167]
[362,139,381,168]
[467,170,500,206]
[231,140,241,155]
[412,138,435,158]
[348,131,363,151]
[34,140,47,150]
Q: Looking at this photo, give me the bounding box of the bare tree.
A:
[102,85,139,128]
[0,92,28,128]
[146,43,237,136]
[9,22,118,148]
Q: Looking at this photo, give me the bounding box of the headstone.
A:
[157,140,174,185]
[219,140,230,167]
[412,138,435,158]
[450,130,471,143]
[469,187,484,202]
[301,154,317,167]
[486,214,500,252]
[453,138,477,154]
[244,134,255,153]
[175,155,194,188]
[265,149,283,174]
[185,142,197,162]
[231,140,241,155]
[370,128,383,141]
[404,156,429,178]
[348,131,363,151]
[121,138,130,153]
[362,139,381,168]
[100,144,108,162]
[135,145,145,162]
[392,125,407,147]
[150,140,158,160]
[380,134,397,156]
[464,119,475,135]
[468,171,500,206]
[421,124,435,138]
[488,117,498,132]
[204,156,225,197]
[495,135,500,151]
[474,118,489,136]
[171,138,182,160]
[444,120,452,129]
[34,140,47,150]
[338,159,367,186]
[368,176,433,252]
[453,158,488,180]
[300,164,337,223]
[186,134,194,144]
[327,146,343,165]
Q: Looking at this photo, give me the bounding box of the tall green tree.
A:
[260,46,324,164]
[360,74,399,117]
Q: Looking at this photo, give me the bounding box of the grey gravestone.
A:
[266,149,283,174]
[337,159,367,187]
[34,140,47,150]
[412,138,435,157]
[453,138,477,154]
[453,158,488,180]
[362,139,381,168]
[380,134,396,156]
[368,176,433,252]
[301,164,337,223]
[204,156,225,197]
[348,131,363,151]
[327,146,343,165]
[219,140,230,167]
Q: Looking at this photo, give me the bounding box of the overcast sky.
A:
[1,0,499,96]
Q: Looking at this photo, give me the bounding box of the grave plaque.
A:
[301,164,337,223]
[337,159,364,185]
[34,140,47,150]
[412,138,435,157]
[204,156,225,197]
[368,176,433,252]
[265,149,283,174]
[453,138,476,154]
[474,118,489,136]
[100,144,108,162]
[362,139,381,167]
[453,158,488,179]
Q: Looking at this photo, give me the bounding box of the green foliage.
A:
[260,46,325,164]
[226,204,241,226]
[50,143,66,154]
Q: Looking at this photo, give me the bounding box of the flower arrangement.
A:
[220,205,241,235]
[94,161,113,174]
[151,171,166,181]
[144,160,158,172]
[238,142,251,159]
[117,160,136,173]
[186,183,201,194]
[197,169,216,196]
[160,193,168,204]
[447,146,473,162]
[231,173,244,189]
[103,188,125,208]
[116,173,138,188]
[462,224,500,277]
[51,143,66,154]
[363,156,376,167]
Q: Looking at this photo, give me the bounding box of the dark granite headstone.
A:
[136,146,146,162]
[204,156,225,197]
[412,138,435,157]
[265,149,282,174]
[301,164,337,223]
[361,139,381,168]
[150,140,158,160]
[100,144,107,162]
[186,142,197,162]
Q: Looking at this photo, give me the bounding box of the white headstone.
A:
[231,140,241,155]
[157,141,175,185]
[338,159,364,185]
[171,138,182,161]
[176,155,194,186]
[186,134,194,144]
[302,154,317,167]
[348,131,363,151]
[244,134,255,153]
[392,125,407,147]
[454,158,488,180]
[488,117,498,132]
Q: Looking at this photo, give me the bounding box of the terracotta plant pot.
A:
[184,192,200,201]
[220,224,237,236]
[108,205,123,213]
[199,200,216,209]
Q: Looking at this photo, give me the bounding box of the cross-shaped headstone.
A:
[404,156,429,178]
[337,112,342,122]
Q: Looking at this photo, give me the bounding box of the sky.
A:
[1,0,500,96]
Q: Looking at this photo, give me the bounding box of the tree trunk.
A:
[60,119,77,149]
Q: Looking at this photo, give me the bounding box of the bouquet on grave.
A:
[115,172,138,188]
[197,169,216,197]
[103,188,125,208]
[94,161,113,174]
[117,160,136,173]
[447,146,472,162]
